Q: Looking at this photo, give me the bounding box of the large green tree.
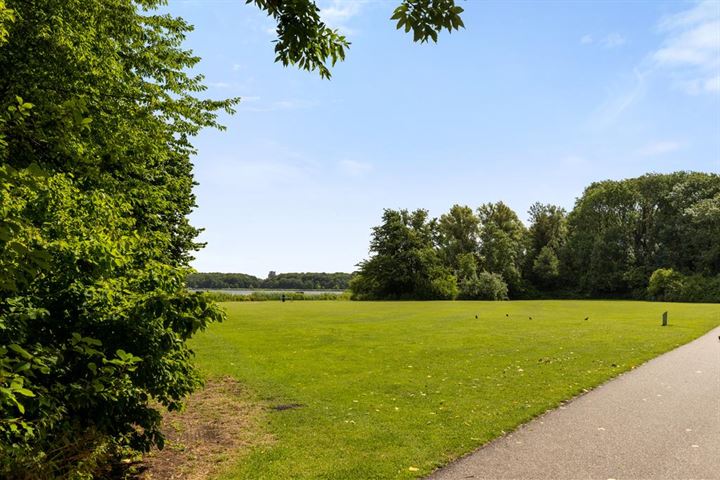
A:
[563,172,720,295]
[351,209,457,300]
[476,202,527,295]
[436,204,480,274]
[525,203,567,289]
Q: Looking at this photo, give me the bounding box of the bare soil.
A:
[137,377,271,480]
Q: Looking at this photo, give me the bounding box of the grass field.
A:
[189,300,720,479]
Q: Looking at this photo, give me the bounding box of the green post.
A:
[662,311,668,326]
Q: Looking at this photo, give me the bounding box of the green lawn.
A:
[190,300,720,479]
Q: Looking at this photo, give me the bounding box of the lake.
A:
[191,289,346,296]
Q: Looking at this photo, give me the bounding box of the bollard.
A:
[662,311,668,326]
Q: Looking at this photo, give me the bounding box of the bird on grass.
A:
[584,316,589,321]
[529,316,533,320]
[475,314,478,319]
[505,313,509,318]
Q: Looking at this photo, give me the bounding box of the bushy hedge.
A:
[0,166,224,477]
[647,268,720,303]
[458,271,509,300]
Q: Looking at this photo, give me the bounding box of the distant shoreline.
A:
[191,288,346,296]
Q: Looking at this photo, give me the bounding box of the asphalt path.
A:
[428,326,720,480]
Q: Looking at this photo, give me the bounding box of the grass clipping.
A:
[138,377,270,480]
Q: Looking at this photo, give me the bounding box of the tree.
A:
[563,180,641,294]
[563,172,720,295]
[437,205,480,273]
[532,246,560,288]
[659,174,720,275]
[476,202,527,296]
[526,203,567,256]
[525,203,566,289]
[249,0,465,79]
[351,209,457,300]
[0,1,231,475]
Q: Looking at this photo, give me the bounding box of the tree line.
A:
[351,172,720,302]
[187,271,353,290]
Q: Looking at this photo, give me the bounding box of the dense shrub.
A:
[677,275,720,303]
[647,268,720,303]
[0,1,232,476]
[0,166,224,477]
[459,272,508,300]
[423,271,459,300]
[647,268,684,301]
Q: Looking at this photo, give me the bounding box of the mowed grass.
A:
[190,300,720,479]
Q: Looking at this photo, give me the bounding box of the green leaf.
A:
[15,388,35,397]
[8,344,32,360]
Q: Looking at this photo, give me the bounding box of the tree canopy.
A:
[350,209,457,300]
[351,172,720,302]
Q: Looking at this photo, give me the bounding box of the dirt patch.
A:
[136,377,271,480]
[270,403,303,411]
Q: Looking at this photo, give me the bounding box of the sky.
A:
[166,0,720,278]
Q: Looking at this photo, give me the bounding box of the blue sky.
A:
[168,0,720,277]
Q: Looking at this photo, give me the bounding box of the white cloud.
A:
[338,159,373,177]
[636,140,683,157]
[658,0,719,30]
[580,34,594,45]
[319,0,366,33]
[652,0,720,94]
[589,69,647,128]
[602,33,626,48]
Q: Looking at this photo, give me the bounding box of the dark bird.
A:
[475,315,478,319]
[584,316,589,321]
[529,316,532,320]
[505,313,509,317]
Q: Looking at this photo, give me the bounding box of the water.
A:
[192,289,345,296]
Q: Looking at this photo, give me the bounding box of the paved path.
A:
[428,326,720,480]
